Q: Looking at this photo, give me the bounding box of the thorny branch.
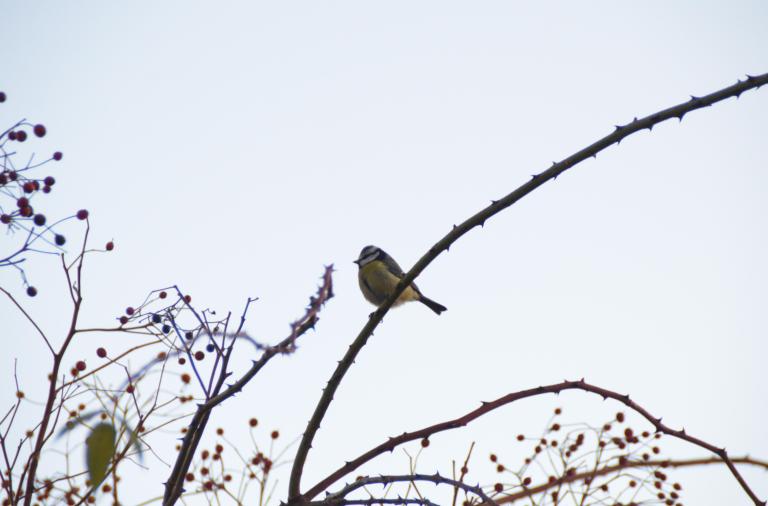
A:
[303,380,766,504]
[288,73,768,505]
[323,473,498,506]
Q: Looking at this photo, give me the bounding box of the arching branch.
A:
[303,380,766,505]
[287,72,768,505]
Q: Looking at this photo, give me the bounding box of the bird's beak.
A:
[353,259,360,265]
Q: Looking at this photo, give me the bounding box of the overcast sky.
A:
[1,2,766,505]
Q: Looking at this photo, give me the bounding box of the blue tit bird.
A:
[354,245,447,315]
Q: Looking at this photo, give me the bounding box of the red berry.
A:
[105,241,114,251]
[33,214,46,226]
[16,197,29,208]
[159,291,167,299]
[96,347,107,358]
[125,307,135,315]
[32,181,40,191]
[44,176,55,186]
[0,214,10,224]
[16,131,27,142]
[75,361,86,371]
[26,286,38,297]
[52,151,63,161]
[76,209,89,220]
[20,206,33,218]
[270,430,279,439]
[184,295,192,303]
[23,182,35,193]
[126,384,134,393]
[194,351,205,361]
[33,124,46,137]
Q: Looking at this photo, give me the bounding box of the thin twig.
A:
[325,473,498,506]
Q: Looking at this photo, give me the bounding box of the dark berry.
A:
[8,131,16,140]
[42,186,51,194]
[33,214,46,226]
[119,316,129,325]
[8,171,17,181]
[206,344,215,352]
[151,313,162,324]
[0,214,10,224]
[76,209,89,220]
[33,124,46,137]
[126,307,135,315]
[105,241,114,251]
[52,151,63,161]
[159,291,167,299]
[16,131,27,142]
[161,324,171,334]
[26,286,38,297]
[0,174,6,185]
[44,176,55,186]
[194,351,204,361]
[16,197,29,208]
[54,234,66,246]
[96,347,107,358]
[184,295,191,303]
[185,331,193,340]
[75,361,86,371]
[0,91,5,102]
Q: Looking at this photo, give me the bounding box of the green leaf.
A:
[86,423,116,486]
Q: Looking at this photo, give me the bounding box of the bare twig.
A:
[0,286,54,354]
[494,455,768,504]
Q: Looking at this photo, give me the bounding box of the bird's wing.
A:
[386,254,421,293]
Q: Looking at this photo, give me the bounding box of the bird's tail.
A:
[419,295,447,315]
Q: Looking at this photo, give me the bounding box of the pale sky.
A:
[1,2,767,505]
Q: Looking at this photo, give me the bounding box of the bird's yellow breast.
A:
[358,260,420,307]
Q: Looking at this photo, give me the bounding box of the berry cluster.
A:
[0,91,95,296]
